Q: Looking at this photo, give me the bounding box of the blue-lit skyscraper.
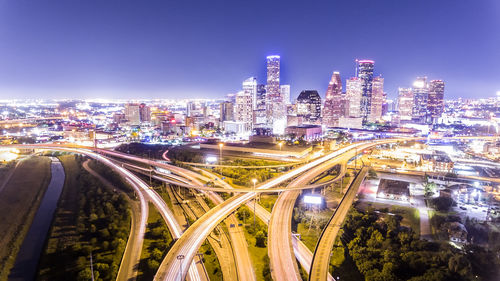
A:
[356,60,375,123]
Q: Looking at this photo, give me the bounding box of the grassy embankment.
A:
[137,203,174,281]
[37,155,131,281]
[0,157,51,281]
[235,205,272,281]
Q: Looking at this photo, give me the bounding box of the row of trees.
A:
[139,218,173,280]
[338,208,499,281]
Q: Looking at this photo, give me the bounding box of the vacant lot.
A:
[0,157,51,281]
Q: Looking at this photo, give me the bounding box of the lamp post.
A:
[278,142,283,151]
[252,178,258,231]
[177,254,185,281]
[218,143,224,165]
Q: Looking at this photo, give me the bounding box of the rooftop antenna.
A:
[355,59,359,77]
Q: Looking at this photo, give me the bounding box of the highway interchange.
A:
[6,135,500,281]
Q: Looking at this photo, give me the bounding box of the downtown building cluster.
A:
[113,56,446,142]
[214,56,447,138]
[397,77,446,125]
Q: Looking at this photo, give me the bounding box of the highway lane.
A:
[250,202,335,281]
[267,140,392,281]
[134,162,255,281]
[153,140,402,281]
[6,145,204,281]
[309,167,368,281]
[268,158,347,281]
[4,139,421,281]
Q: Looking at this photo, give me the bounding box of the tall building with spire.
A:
[356,60,375,123]
[322,71,343,127]
[427,80,445,124]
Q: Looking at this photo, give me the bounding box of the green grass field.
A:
[0,156,51,281]
[259,194,278,212]
[356,201,420,234]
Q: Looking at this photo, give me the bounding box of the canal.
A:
[8,157,66,281]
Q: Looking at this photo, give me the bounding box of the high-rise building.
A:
[412,76,429,123]
[242,77,258,109]
[139,103,151,123]
[220,101,234,122]
[357,60,375,123]
[322,71,343,127]
[368,77,384,123]
[428,80,445,123]
[253,84,267,126]
[345,77,363,118]
[235,91,253,131]
[186,101,196,117]
[398,88,414,121]
[124,103,150,125]
[280,85,291,105]
[296,90,322,124]
[265,55,285,132]
[124,103,141,125]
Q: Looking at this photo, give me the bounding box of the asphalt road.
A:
[309,167,368,281]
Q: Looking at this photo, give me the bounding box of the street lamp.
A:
[218,143,224,165]
[278,142,283,151]
[252,178,258,231]
[177,254,185,281]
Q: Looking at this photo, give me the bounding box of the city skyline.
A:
[0,0,499,100]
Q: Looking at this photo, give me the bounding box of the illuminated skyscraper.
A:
[427,80,445,123]
[322,71,343,127]
[345,77,363,118]
[242,77,258,109]
[368,76,384,123]
[220,101,234,122]
[280,85,291,105]
[265,55,285,132]
[235,91,253,131]
[296,90,322,124]
[356,60,375,123]
[253,84,267,127]
[412,76,429,123]
[397,88,414,121]
[124,103,141,125]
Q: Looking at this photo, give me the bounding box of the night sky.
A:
[0,0,499,100]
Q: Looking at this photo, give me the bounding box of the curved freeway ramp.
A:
[268,159,347,281]
[308,167,368,281]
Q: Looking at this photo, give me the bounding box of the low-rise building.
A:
[285,125,322,141]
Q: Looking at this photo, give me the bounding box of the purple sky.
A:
[0,0,499,101]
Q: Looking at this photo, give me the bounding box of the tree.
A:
[147,259,160,272]
[431,196,455,212]
[255,231,266,247]
[151,248,163,261]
